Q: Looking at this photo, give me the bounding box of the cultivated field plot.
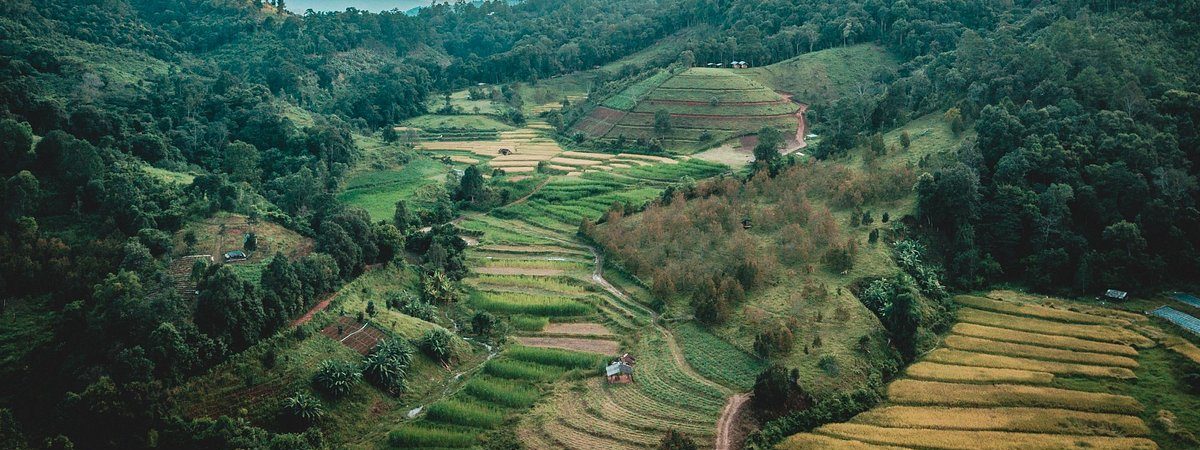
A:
[390,346,606,449]
[780,292,1158,449]
[575,67,802,151]
[320,316,387,354]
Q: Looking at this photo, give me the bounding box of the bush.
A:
[280,392,324,427]
[362,339,413,393]
[753,323,794,358]
[419,329,454,363]
[311,359,361,398]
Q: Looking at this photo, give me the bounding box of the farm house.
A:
[222,250,247,262]
[605,360,633,383]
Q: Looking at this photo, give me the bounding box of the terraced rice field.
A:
[574,67,802,150]
[389,346,606,449]
[417,155,741,449]
[780,292,1158,449]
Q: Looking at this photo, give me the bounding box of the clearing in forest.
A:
[573,67,802,151]
[779,291,1161,450]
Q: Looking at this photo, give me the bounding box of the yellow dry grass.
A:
[957,308,1152,347]
[547,164,576,172]
[952,323,1137,356]
[501,166,536,173]
[886,379,1143,414]
[616,153,677,164]
[986,290,1148,323]
[815,423,1157,450]
[851,406,1149,436]
[548,157,605,166]
[943,334,1139,368]
[904,362,1053,384]
[924,349,1136,379]
[560,151,615,160]
[954,295,1129,326]
[1161,336,1200,365]
[778,433,908,450]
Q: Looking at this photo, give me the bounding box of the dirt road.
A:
[716,393,751,450]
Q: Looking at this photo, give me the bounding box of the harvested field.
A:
[779,434,907,450]
[851,406,1149,436]
[886,379,1143,414]
[957,308,1153,347]
[474,267,565,276]
[924,348,1136,379]
[542,322,614,336]
[815,423,1157,450]
[954,295,1130,326]
[943,334,1139,368]
[952,323,1138,356]
[320,317,387,354]
[904,362,1054,384]
[512,336,620,355]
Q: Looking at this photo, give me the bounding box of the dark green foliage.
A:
[747,386,882,448]
[753,322,794,358]
[280,392,324,428]
[361,339,413,394]
[753,127,784,167]
[658,429,698,450]
[751,365,808,419]
[654,109,672,135]
[419,329,454,363]
[311,359,361,399]
[194,265,264,351]
[471,311,498,336]
[455,165,486,203]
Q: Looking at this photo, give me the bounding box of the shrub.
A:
[419,329,454,363]
[311,359,361,398]
[362,339,413,393]
[658,429,698,450]
[754,323,794,358]
[280,392,324,427]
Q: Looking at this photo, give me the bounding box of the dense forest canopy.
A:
[0,0,1198,448]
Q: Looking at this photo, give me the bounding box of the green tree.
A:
[657,429,697,450]
[261,253,303,329]
[393,200,414,234]
[456,165,486,203]
[654,109,672,135]
[899,131,911,150]
[0,120,34,172]
[194,265,265,351]
[753,127,784,166]
[222,141,261,184]
[885,289,922,361]
[471,311,498,336]
[317,222,363,279]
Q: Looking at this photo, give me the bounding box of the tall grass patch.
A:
[470,291,593,317]
[425,399,505,428]
[462,376,541,408]
[482,358,565,381]
[507,345,607,371]
[388,424,478,447]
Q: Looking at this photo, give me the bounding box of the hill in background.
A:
[573,67,802,152]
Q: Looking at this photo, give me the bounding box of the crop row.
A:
[470,291,594,317]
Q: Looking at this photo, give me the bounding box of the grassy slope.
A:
[401,114,515,131]
[337,155,448,223]
[742,44,900,103]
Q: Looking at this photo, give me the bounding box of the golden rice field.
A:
[952,323,1139,356]
[924,348,1136,379]
[957,308,1153,347]
[782,291,1159,449]
[955,295,1131,326]
[903,362,1054,385]
[812,423,1157,450]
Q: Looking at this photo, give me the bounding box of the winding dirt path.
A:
[716,393,751,450]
